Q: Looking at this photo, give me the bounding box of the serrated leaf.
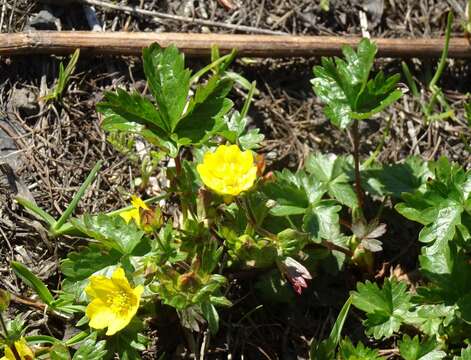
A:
[351,279,411,339]
[97,89,168,135]
[175,76,233,143]
[396,158,470,255]
[73,334,107,360]
[365,156,430,198]
[239,128,264,150]
[71,214,145,255]
[417,244,471,324]
[305,153,357,208]
[338,338,385,360]
[405,304,456,336]
[11,261,54,306]
[399,335,446,360]
[312,38,401,129]
[262,169,325,216]
[303,201,342,241]
[61,244,121,281]
[142,44,191,131]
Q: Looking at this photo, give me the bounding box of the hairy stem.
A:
[351,121,364,209]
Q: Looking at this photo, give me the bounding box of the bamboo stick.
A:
[1,31,471,58]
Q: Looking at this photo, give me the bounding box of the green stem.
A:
[425,11,453,120]
[429,12,453,90]
[53,160,103,232]
[190,49,237,83]
[351,121,364,209]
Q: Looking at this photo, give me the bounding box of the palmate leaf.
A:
[398,335,446,360]
[416,244,471,324]
[365,156,430,198]
[71,214,145,255]
[97,89,168,134]
[311,38,402,129]
[351,279,411,339]
[396,157,471,255]
[61,244,121,281]
[303,201,342,242]
[175,76,233,143]
[142,44,191,132]
[338,338,384,360]
[405,304,456,336]
[261,169,326,216]
[305,153,357,208]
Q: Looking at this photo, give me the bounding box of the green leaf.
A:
[72,333,107,360]
[417,244,471,323]
[309,296,352,360]
[201,301,219,335]
[71,214,145,255]
[175,76,233,143]
[303,201,342,242]
[417,200,462,255]
[53,160,102,232]
[239,128,264,150]
[11,261,54,306]
[262,169,325,216]
[44,49,80,102]
[142,44,191,131]
[398,335,446,360]
[305,153,357,208]
[50,344,71,360]
[364,156,430,198]
[351,279,411,339]
[312,38,401,129]
[395,158,470,255]
[405,304,456,336]
[455,346,471,360]
[106,319,147,360]
[338,338,384,360]
[61,244,121,281]
[97,89,168,134]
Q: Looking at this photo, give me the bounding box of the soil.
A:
[1,0,471,359]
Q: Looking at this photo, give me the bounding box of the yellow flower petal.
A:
[2,338,34,360]
[131,195,149,211]
[105,315,132,336]
[197,145,258,196]
[87,299,116,329]
[119,209,139,224]
[85,267,142,336]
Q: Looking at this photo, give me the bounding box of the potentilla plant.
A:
[7,36,471,359]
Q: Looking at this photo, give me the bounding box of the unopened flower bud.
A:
[178,272,199,292]
[278,257,312,295]
[255,154,266,177]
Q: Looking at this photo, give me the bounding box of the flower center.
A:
[107,290,133,314]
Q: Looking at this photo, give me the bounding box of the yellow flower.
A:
[1,338,34,360]
[197,145,257,196]
[119,196,149,225]
[85,267,144,336]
